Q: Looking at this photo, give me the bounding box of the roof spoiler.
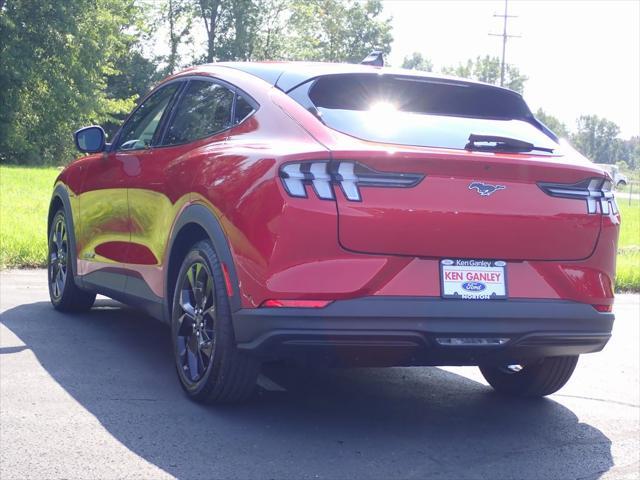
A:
[361,50,384,67]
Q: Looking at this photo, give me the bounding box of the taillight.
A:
[260,299,332,308]
[592,304,613,313]
[279,161,424,201]
[538,177,617,215]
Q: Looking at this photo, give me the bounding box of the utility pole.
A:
[489,0,520,87]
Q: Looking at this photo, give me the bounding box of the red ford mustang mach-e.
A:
[48,60,619,403]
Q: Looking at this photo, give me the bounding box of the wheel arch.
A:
[48,184,80,281]
[164,204,242,323]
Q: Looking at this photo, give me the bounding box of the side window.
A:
[162,80,234,146]
[116,83,180,151]
[234,94,255,124]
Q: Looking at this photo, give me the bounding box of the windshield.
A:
[304,74,559,154]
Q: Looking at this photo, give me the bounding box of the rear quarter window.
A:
[163,80,234,146]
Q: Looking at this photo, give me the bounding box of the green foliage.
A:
[153,0,392,68]
[535,108,570,139]
[442,55,528,94]
[401,52,433,72]
[157,0,196,74]
[0,0,153,165]
[571,115,621,164]
[615,136,640,170]
[204,0,286,61]
[532,111,639,168]
[285,0,392,63]
[104,51,161,137]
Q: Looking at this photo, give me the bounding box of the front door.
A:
[77,81,182,294]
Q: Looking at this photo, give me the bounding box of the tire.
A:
[479,356,579,397]
[171,239,259,404]
[48,209,96,312]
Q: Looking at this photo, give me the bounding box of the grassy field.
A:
[1,165,639,291]
[616,198,640,291]
[1,166,59,268]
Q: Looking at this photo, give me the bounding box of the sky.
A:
[383,0,640,138]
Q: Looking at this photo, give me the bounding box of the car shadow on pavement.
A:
[1,300,613,480]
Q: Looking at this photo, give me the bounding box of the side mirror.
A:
[74,126,106,153]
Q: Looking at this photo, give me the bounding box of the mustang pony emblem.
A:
[468,181,506,196]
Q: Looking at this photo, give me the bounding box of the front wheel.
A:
[48,209,96,312]
[479,356,579,397]
[171,240,259,404]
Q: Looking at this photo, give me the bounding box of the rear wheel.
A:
[48,209,96,312]
[171,240,259,404]
[479,356,579,397]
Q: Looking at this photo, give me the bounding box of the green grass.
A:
[0,165,638,291]
[616,199,640,291]
[1,165,59,268]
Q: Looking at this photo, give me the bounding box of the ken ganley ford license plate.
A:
[440,259,507,299]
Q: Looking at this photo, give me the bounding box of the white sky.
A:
[383,0,640,138]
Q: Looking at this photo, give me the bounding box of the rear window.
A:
[304,74,558,153]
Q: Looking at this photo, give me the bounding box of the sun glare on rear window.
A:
[304,74,559,153]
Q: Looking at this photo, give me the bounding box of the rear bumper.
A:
[233,297,614,366]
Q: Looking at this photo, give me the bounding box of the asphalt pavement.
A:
[1,270,638,480]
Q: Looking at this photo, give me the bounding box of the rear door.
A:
[123,77,236,298]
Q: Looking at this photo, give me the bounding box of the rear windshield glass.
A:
[306,74,558,153]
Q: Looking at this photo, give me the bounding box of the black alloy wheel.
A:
[175,261,216,384]
[47,209,96,312]
[171,240,259,404]
[49,214,68,301]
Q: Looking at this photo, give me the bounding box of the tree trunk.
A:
[199,0,221,63]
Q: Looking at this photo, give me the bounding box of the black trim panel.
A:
[81,269,165,320]
[232,297,614,366]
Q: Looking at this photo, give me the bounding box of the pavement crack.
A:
[556,393,639,408]
[106,398,159,402]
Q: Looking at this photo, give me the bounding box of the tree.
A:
[401,52,433,72]
[104,50,161,137]
[571,115,621,164]
[191,0,288,62]
[442,55,528,94]
[535,109,570,139]
[286,0,392,63]
[0,0,148,164]
[196,0,224,63]
[169,0,391,64]
[157,0,196,74]
[617,136,639,170]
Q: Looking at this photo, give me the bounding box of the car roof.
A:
[210,61,522,96]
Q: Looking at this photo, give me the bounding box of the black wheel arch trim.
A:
[48,184,81,285]
[164,203,242,323]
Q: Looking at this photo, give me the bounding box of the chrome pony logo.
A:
[468,181,506,196]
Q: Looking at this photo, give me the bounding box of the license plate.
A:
[440,259,507,299]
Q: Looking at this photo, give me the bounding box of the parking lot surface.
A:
[1,270,638,479]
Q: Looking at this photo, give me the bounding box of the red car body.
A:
[49,61,619,400]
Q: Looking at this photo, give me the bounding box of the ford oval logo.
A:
[462,281,486,292]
